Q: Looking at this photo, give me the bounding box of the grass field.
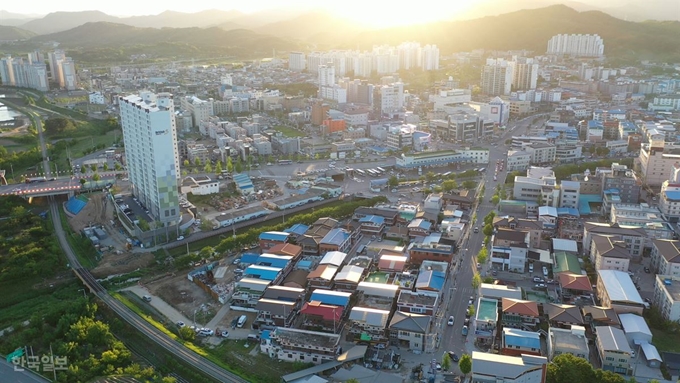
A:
[65,129,121,157]
[652,328,680,353]
[274,125,304,138]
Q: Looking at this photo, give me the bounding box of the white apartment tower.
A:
[380,82,404,113]
[119,92,180,226]
[481,59,513,96]
[421,45,440,71]
[318,64,335,87]
[60,58,77,91]
[547,34,605,57]
[511,57,539,91]
[288,52,306,71]
[0,56,49,92]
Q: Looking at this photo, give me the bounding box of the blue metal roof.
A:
[257,254,292,269]
[240,253,260,265]
[557,207,579,217]
[284,223,309,236]
[259,231,290,242]
[415,270,445,291]
[320,228,350,246]
[245,265,282,281]
[503,330,541,349]
[297,260,313,270]
[309,290,351,307]
[261,330,271,340]
[587,120,603,128]
[359,215,385,225]
[666,191,680,201]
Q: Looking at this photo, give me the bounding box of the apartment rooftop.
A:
[656,275,680,302]
[550,326,589,354]
[477,298,499,322]
[398,290,438,306]
[273,327,340,349]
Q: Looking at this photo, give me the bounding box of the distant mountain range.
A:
[2,5,680,62]
[0,25,36,40]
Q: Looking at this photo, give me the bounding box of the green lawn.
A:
[274,125,304,138]
[652,328,680,353]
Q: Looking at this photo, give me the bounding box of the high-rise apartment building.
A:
[510,57,539,91]
[0,56,49,91]
[119,92,180,226]
[481,59,512,96]
[421,45,440,71]
[379,82,404,114]
[46,50,78,90]
[288,52,306,71]
[547,34,605,57]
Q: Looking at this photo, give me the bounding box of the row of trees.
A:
[472,211,497,289]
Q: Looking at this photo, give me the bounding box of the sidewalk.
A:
[122,285,192,326]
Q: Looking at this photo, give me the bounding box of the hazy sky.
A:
[5,0,492,26]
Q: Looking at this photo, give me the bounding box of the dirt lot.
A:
[91,252,154,278]
[146,273,216,322]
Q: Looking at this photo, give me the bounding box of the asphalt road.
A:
[0,359,50,383]
[438,115,537,365]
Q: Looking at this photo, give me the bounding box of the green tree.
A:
[235,160,243,174]
[433,186,443,193]
[345,379,360,383]
[199,246,215,259]
[441,352,452,371]
[458,354,472,376]
[179,326,195,341]
[80,178,86,186]
[477,247,488,264]
[483,211,496,226]
[227,157,234,173]
[472,273,482,289]
[181,170,188,177]
[215,161,223,174]
[388,175,399,187]
[183,159,190,167]
[103,163,109,171]
[483,223,494,237]
[462,180,476,189]
[546,354,596,383]
[114,163,122,171]
[137,219,150,231]
[204,162,213,173]
[90,164,97,171]
[499,187,507,199]
[92,173,101,181]
[594,369,627,383]
[194,157,201,167]
[426,171,436,182]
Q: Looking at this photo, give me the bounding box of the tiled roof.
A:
[501,298,539,317]
[558,273,593,292]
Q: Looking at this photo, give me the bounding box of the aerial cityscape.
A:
[1,2,680,383]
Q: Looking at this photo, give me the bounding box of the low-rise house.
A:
[553,251,582,275]
[491,228,530,272]
[269,243,303,259]
[651,239,680,276]
[348,307,391,342]
[544,303,585,328]
[558,273,593,301]
[262,327,341,365]
[480,283,523,301]
[254,298,297,329]
[319,251,349,268]
[471,352,548,383]
[407,233,454,265]
[388,311,432,352]
[547,325,589,361]
[493,216,544,249]
[385,226,409,241]
[354,206,399,226]
[590,234,632,272]
[282,269,308,289]
[397,291,438,316]
[407,219,432,238]
[475,298,499,346]
[378,254,407,272]
[307,264,338,290]
[596,326,632,375]
[333,265,364,292]
[582,306,621,329]
[501,298,540,330]
[300,301,343,333]
[597,270,645,315]
[358,215,386,235]
[501,328,542,356]
[319,228,352,253]
[258,231,291,250]
[415,269,445,295]
[233,278,271,307]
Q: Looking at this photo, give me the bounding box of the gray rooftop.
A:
[598,270,643,304]
[595,326,632,353]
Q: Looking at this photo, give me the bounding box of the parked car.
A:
[468,296,474,306]
[533,277,544,283]
[644,267,651,273]
[447,316,455,326]
[462,325,469,336]
[142,295,152,302]
[447,352,460,362]
[176,236,184,241]
[176,321,185,328]
[232,258,241,265]
[220,330,229,338]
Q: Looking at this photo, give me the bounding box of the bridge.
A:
[0,178,82,197]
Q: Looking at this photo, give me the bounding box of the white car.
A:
[447,316,455,326]
[176,321,186,328]
[176,236,184,241]
[468,296,474,306]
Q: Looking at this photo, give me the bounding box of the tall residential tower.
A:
[119,92,180,226]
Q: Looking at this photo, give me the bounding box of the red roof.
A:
[301,301,343,321]
[502,298,539,317]
[558,273,593,292]
[269,243,302,257]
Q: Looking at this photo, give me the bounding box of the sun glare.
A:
[330,1,479,28]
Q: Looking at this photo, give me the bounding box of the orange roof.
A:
[501,298,539,317]
[558,273,593,292]
[269,243,302,257]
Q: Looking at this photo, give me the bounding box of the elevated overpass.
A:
[0,178,82,197]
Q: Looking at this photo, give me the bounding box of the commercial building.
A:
[262,327,340,365]
[595,326,632,374]
[119,92,180,226]
[638,138,680,187]
[651,239,680,276]
[395,149,489,169]
[471,352,548,383]
[547,325,589,361]
[597,270,645,315]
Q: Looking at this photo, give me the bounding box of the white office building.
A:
[547,34,605,57]
[119,92,180,226]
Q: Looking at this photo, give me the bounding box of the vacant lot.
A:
[147,273,216,324]
[274,125,304,137]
